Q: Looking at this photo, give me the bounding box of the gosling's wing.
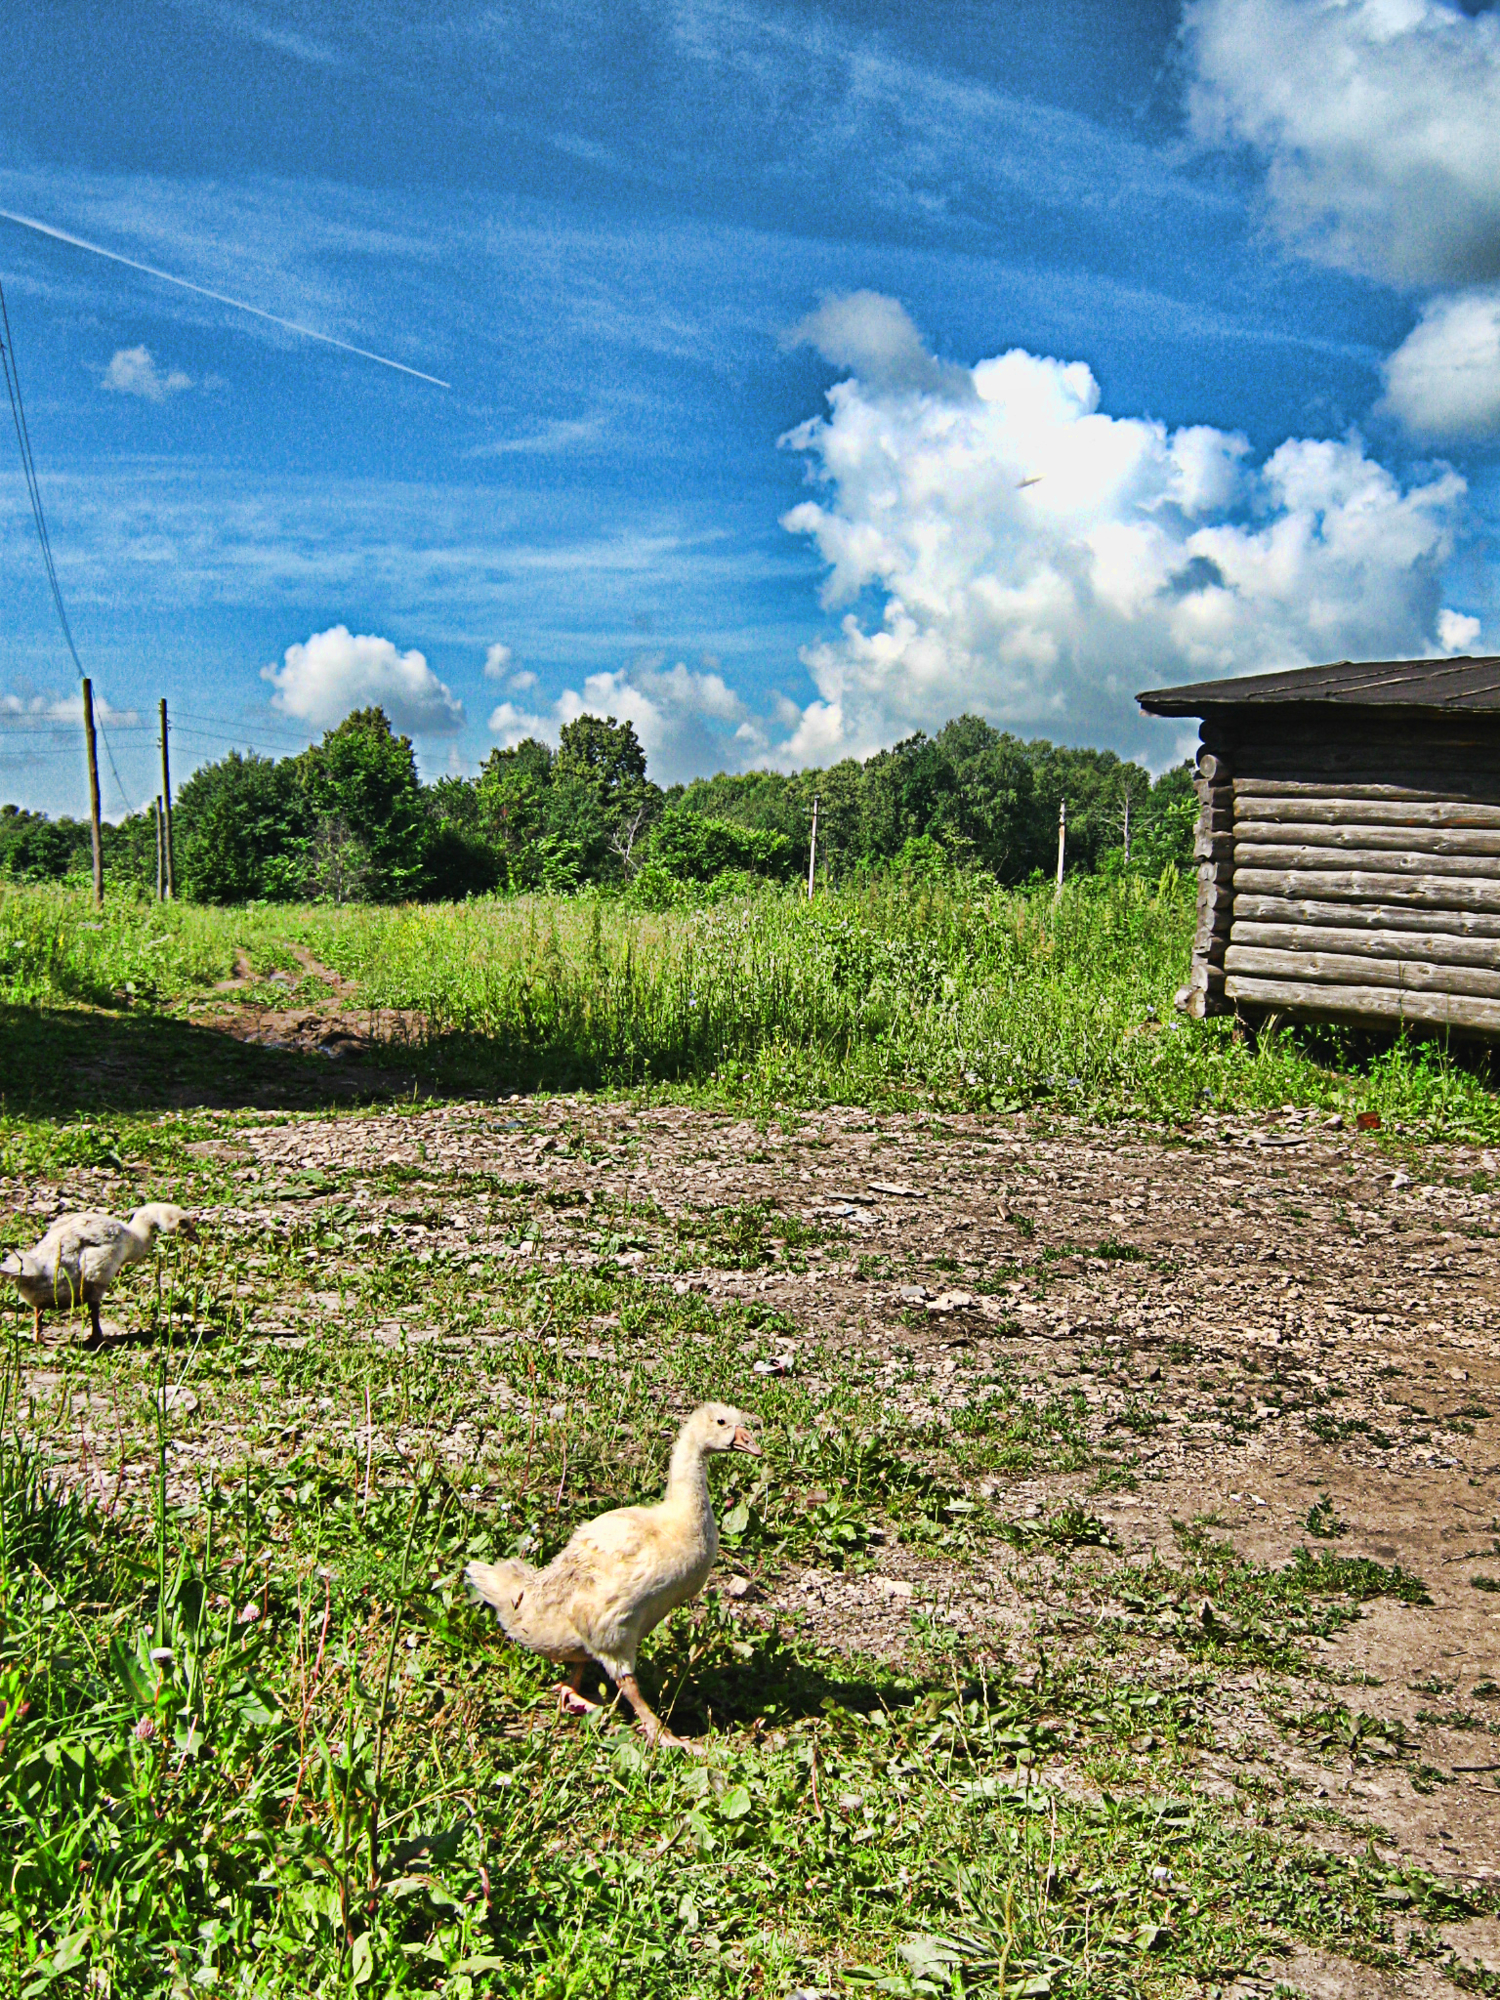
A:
[25,1213,118,1298]
[70,1215,133,1290]
[544,1505,699,1664]
[567,1503,662,1566]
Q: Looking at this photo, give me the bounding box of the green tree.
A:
[296,708,427,902]
[555,714,660,875]
[423,776,500,899]
[477,738,554,890]
[0,805,91,883]
[174,752,308,904]
[648,805,796,881]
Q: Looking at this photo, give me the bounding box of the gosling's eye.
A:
[717,1418,727,1426]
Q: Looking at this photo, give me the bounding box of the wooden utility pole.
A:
[158,697,175,899]
[82,677,103,907]
[1054,799,1066,900]
[807,794,819,899]
[154,796,165,901]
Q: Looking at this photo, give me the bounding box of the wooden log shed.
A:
[1136,656,1500,1036]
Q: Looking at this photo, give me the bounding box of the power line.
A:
[0,276,84,681]
[0,722,153,737]
[96,714,134,815]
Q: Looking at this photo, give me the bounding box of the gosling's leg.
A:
[556,1662,600,1718]
[88,1300,104,1347]
[615,1670,702,1755]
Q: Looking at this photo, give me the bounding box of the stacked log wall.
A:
[1177,742,1234,1018]
[1219,719,1500,1036]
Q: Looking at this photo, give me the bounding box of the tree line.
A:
[0,706,1196,903]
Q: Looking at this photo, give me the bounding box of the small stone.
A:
[876,1577,914,1600]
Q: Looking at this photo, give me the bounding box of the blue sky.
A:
[3,0,1498,813]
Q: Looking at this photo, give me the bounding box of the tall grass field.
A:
[1,874,1496,1139]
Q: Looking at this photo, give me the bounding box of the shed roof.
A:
[1136,654,1500,719]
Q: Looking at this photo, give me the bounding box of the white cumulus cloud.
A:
[1184,0,1500,290]
[1382,290,1500,439]
[1437,607,1482,652]
[263,625,464,735]
[483,642,537,693]
[777,295,1468,766]
[487,659,761,783]
[101,346,192,401]
[485,698,552,745]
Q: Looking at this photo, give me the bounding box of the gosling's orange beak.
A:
[732,1425,761,1456]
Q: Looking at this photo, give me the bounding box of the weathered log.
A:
[1193,793,1235,831]
[1235,754,1500,794]
[1235,843,1500,882]
[1223,974,1500,1035]
[1234,775,1500,806]
[1194,830,1235,862]
[1224,944,1500,1000]
[1234,867,1500,912]
[1233,893,1500,939]
[1233,820,1500,858]
[1230,920,1500,969]
[1196,749,1232,784]
[1230,792,1500,829]
[1198,858,1235,887]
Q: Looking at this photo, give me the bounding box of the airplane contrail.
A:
[0,206,451,389]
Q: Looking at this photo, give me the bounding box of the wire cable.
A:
[0,276,85,681]
[96,715,135,815]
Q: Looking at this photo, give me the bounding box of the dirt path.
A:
[197,941,425,1063]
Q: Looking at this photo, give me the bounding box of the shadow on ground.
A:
[0,1000,726,1119]
[0,1002,420,1117]
[647,1623,925,1735]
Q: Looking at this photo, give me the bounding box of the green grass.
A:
[2,875,1497,1139]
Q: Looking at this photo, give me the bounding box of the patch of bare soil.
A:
[194,943,426,1061]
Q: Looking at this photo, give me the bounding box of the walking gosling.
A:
[466,1402,759,1751]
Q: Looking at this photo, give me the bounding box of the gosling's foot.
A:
[639,1721,706,1756]
[557,1683,601,1718]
